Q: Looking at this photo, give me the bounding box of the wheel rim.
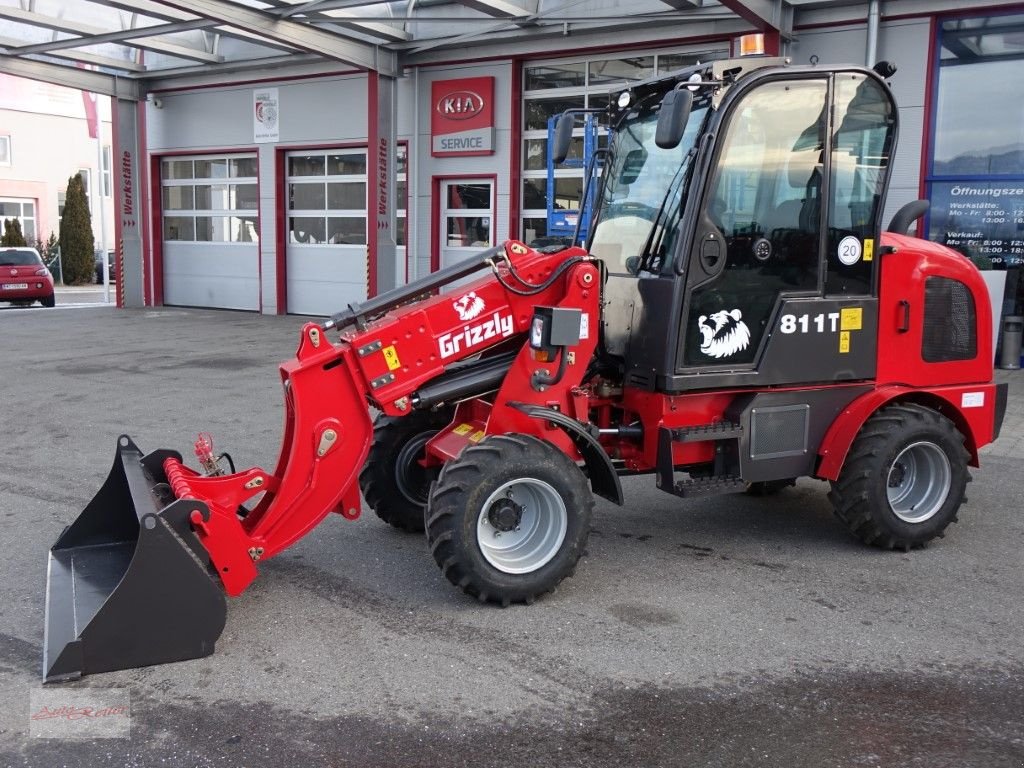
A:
[393,432,438,507]
[477,478,568,574]
[886,441,952,523]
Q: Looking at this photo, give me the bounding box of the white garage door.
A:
[285,147,407,317]
[161,154,259,310]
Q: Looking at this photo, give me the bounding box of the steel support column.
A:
[112,99,146,308]
[368,71,399,296]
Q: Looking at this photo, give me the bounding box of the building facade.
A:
[2,1,1022,319]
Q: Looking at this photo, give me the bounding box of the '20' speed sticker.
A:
[838,236,862,266]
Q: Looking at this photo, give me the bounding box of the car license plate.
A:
[2,283,29,290]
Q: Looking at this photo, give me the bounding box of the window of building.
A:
[102,146,112,197]
[161,154,259,243]
[0,198,36,241]
[0,136,10,166]
[927,12,1024,274]
[78,168,91,197]
[520,47,728,244]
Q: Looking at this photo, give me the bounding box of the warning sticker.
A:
[469,430,486,443]
[382,345,401,371]
[863,238,874,262]
[840,307,863,331]
[453,423,473,436]
[839,331,851,353]
[962,392,985,408]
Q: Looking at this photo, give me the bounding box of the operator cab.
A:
[564,58,897,392]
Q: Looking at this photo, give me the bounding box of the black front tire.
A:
[359,409,453,533]
[829,403,969,550]
[426,434,593,606]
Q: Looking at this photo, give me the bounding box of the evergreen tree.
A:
[59,173,95,284]
[2,218,27,247]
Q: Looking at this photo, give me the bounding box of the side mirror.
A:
[552,114,575,164]
[655,89,693,150]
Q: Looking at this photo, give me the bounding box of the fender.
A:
[507,402,624,506]
[816,383,1002,480]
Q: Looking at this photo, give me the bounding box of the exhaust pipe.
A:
[43,436,226,683]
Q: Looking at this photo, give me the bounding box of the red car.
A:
[0,247,55,308]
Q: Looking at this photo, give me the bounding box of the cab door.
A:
[680,77,828,371]
[675,71,896,386]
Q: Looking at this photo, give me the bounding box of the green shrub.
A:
[1,218,27,246]
[59,173,95,285]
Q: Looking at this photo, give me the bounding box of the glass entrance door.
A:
[439,179,494,273]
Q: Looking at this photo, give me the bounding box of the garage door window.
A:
[161,154,258,243]
[286,146,407,247]
[288,150,368,245]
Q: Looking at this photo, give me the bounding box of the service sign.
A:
[431,77,495,157]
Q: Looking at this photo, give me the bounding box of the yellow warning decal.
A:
[453,423,473,436]
[840,307,863,331]
[469,430,486,443]
[382,345,401,371]
[863,238,874,262]
[839,331,851,353]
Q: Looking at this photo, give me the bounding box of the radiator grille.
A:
[922,277,976,363]
[750,405,810,460]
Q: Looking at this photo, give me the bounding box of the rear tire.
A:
[359,409,453,533]
[829,403,969,550]
[41,294,55,308]
[426,434,593,606]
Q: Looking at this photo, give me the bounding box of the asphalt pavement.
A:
[1,304,1022,767]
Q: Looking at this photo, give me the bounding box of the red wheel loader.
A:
[43,58,1007,681]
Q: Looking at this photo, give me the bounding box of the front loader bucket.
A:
[43,436,226,683]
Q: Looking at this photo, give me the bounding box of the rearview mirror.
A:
[552,114,575,164]
[655,89,693,150]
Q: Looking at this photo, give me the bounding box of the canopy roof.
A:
[0,0,1014,96]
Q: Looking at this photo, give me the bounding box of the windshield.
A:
[588,99,708,274]
[0,248,42,266]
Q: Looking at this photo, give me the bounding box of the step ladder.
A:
[655,422,746,498]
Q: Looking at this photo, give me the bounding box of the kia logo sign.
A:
[436,90,484,120]
[431,76,494,157]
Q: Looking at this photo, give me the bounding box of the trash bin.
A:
[999,315,1023,370]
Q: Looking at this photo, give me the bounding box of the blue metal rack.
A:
[546,113,600,244]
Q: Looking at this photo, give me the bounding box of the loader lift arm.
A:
[167,240,602,596]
